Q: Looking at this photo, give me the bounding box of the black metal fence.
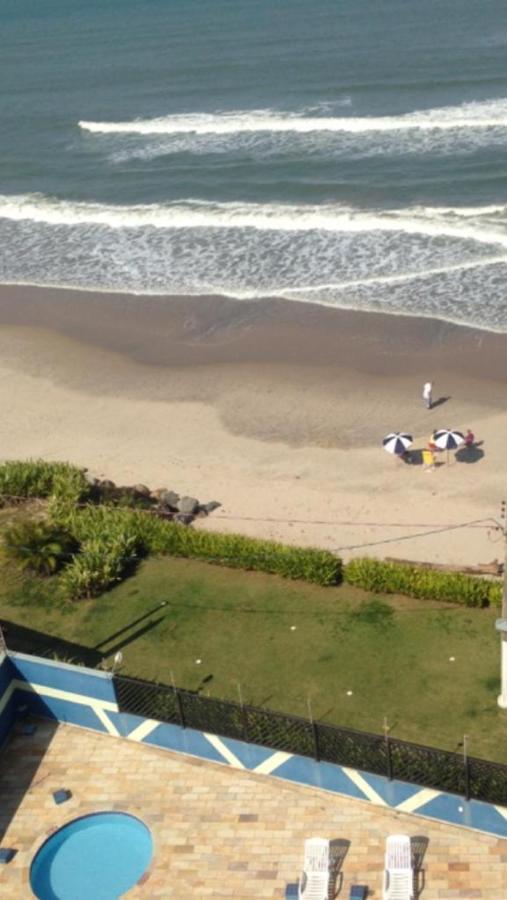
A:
[113,672,507,807]
[4,617,506,807]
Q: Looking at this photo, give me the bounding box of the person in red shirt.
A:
[464,429,475,448]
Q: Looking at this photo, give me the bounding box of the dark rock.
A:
[150,488,168,501]
[177,495,199,514]
[99,479,116,492]
[160,490,180,508]
[174,513,194,526]
[200,501,222,515]
[132,483,151,497]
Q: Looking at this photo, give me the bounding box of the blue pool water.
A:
[30,812,153,900]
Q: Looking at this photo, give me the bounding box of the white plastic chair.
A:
[298,837,330,899]
[383,834,414,900]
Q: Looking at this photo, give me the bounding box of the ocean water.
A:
[2,0,507,330]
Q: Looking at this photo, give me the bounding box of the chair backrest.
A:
[422,450,434,466]
[385,834,412,870]
[304,837,329,873]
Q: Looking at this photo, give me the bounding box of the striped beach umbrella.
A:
[432,428,464,464]
[383,432,413,456]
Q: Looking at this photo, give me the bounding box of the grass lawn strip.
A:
[0,549,505,763]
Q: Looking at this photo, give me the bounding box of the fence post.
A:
[237,683,249,742]
[312,720,320,762]
[174,687,186,730]
[462,734,470,802]
[385,735,393,781]
[307,698,320,762]
[383,717,393,781]
[464,757,471,802]
[241,705,249,743]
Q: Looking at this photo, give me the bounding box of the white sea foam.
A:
[79,98,507,135]
[1,194,507,331]
[1,194,506,250]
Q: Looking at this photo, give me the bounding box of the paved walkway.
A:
[0,721,505,898]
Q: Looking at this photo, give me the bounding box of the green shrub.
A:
[344,557,499,607]
[60,534,140,600]
[3,519,77,576]
[50,503,341,587]
[138,517,341,585]
[0,460,90,503]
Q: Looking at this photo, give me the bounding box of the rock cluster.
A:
[84,471,221,525]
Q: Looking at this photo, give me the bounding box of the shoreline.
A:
[0,282,505,566]
[2,279,507,339]
[1,282,507,380]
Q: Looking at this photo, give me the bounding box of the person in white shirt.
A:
[422,381,433,409]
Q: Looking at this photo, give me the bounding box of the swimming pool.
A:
[30,811,153,899]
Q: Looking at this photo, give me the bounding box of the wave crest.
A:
[79,98,507,136]
[1,194,507,249]
[2,194,507,331]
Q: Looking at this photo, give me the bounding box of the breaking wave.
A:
[79,98,507,135]
[1,193,507,331]
[2,194,507,248]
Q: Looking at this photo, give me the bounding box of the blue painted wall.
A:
[9,653,115,702]
[1,650,506,839]
[8,652,118,733]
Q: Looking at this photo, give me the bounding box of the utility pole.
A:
[496,501,507,708]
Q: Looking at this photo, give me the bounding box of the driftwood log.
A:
[385,556,502,577]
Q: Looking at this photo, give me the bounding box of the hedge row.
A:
[345,557,501,608]
[0,459,90,503]
[50,501,342,591]
[1,462,499,605]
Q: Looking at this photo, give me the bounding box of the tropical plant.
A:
[0,459,90,503]
[3,519,77,576]
[48,502,342,588]
[59,534,139,600]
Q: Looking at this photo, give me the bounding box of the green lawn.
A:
[1,548,506,763]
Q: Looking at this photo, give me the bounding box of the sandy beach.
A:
[1,283,506,567]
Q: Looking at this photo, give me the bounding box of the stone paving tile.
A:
[0,721,505,898]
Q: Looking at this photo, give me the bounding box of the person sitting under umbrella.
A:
[464,428,475,448]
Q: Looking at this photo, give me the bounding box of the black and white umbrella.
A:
[432,428,464,463]
[383,432,413,456]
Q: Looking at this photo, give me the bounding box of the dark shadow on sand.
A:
[455,445,485,464]
[404,449,423,465]
[429,396,451,409]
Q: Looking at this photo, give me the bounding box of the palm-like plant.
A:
[3,519,77,576]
